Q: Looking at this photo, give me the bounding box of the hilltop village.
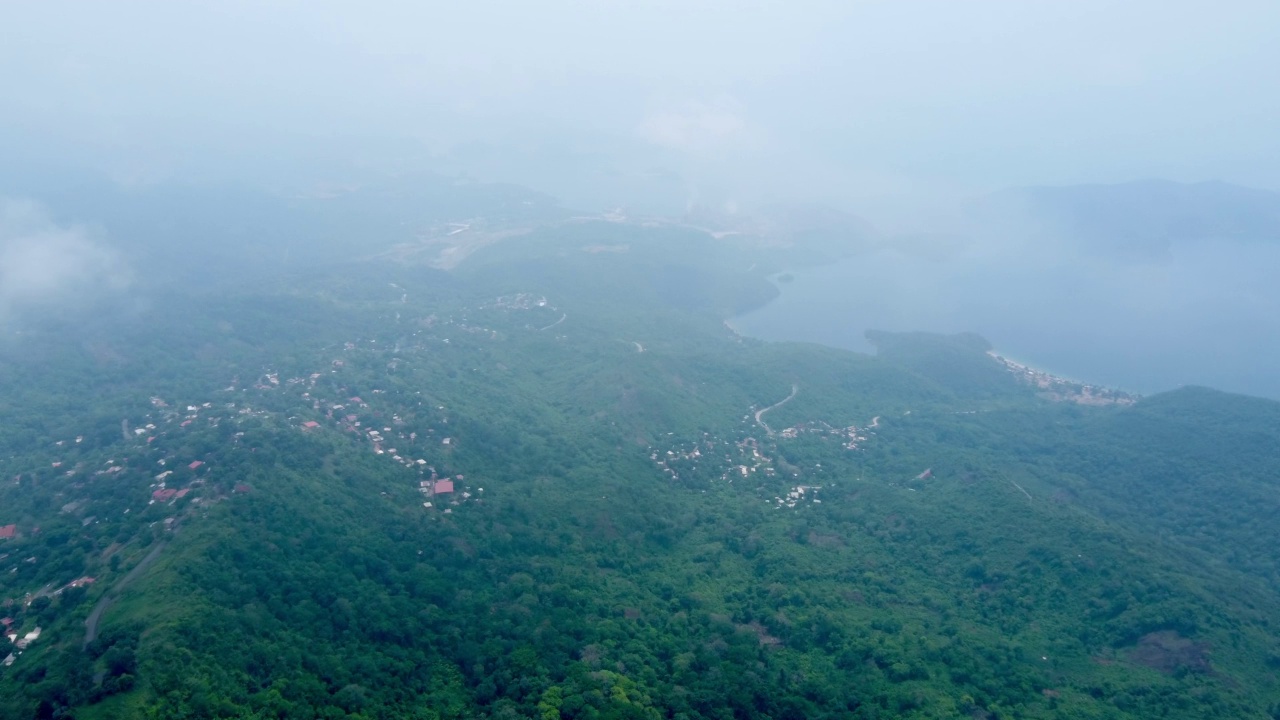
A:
[649,413,880,510]
[2,288,1028,673]
[0,294,557,665]
[2,284,952,586]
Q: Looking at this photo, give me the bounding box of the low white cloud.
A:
[0,199,131,319]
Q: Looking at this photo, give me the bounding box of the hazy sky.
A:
[3,1,1279,217]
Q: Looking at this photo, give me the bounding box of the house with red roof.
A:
[0,525,15,540]
[152,488,177,502]
[188,461,204,470]
[433,480,454,495]
[302,421,320,430]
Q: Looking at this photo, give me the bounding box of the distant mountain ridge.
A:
[971,179,1280,256]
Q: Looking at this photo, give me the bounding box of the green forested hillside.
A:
[1,216,1279,720]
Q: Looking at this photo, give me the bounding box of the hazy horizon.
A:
[4,1,1280,224]
[3,1,1280,401]
[6,8,1280,717]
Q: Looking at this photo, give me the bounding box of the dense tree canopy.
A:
[1,217,1278,719]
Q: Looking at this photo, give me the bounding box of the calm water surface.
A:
[732,239,1280,400]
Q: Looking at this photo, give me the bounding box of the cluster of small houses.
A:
[3,417,214,583]
[649,410,887,508]
[2,624,40,667]
[279,354,481,515]
[777,419,873,451]
[650,431,834,509]
[4,300,566,669]
[0,392,279,651]
[988,352,1138,406]
[775,485,822,508]
[482,293,550,312]
[1,355,465,660]
[0,436,214,669]
[148,458,217,507]
[653,417,877,478]
[301,413,481,515]
[256,295,572,518]
[415,473,482,514]
[652,433,784,485]
[8,296,558,600]
[0,575,96,667]
[651,433,782,485]
[480,293,567,333]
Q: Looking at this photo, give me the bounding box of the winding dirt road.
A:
[538,313,567,331]
[755,384,799,436]
[84,541,167,648]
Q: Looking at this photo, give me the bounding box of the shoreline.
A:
[728,265,1143,405]
[988,351,1139,406]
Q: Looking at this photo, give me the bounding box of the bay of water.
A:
[731,239,1280,400]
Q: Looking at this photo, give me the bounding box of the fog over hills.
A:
[2,3,1280,719]
[732,179,1280,400]
[970,179,1280,258]
[4,169,1278,399]
[2,174,1280,717]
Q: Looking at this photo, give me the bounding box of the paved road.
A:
[755,384,799,435]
